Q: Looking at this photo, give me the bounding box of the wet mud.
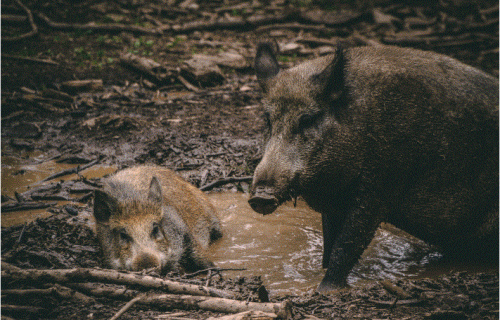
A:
[2,0,498,319]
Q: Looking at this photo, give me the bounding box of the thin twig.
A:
[1,263,237,299]
[41,157,101,182]
[109,293,145,320]
[183,267,247,279]
[200,176,253,191]
[35,12,161,35]
[2,0,38,42]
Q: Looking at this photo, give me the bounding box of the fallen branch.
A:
[256,22,330,33]
[171,12,292,33]
[35,12,161,35]
[200,176,253,191]
[2,284,93,303]
[41,157,101,182]
[1,305,44,316]
[1,54,59,65]
[367,298,423,307]
[139,294,292,317]
[1,263,237,299]
[68,282,141,301]
[69,282,291,318]
[177,75,200,92]
[1,201,56,213]
[2,0,38,42]
[2,14,27,23]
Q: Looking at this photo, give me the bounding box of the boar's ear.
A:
[255,42,279,92]
[93,190,119,223]
[312,46,345,102]
[147,177,163,204]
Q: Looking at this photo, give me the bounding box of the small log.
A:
[119,52,168,84]
[379,280,411,299]
[60,79,103,93]
[1,263,236,299]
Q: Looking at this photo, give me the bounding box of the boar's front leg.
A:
[318,201,381,292]
[321,211,344,269]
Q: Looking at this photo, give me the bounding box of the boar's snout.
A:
[248,185,279,215]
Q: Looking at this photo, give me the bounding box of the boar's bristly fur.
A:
[250,43,499,292]
[93,165,222,273]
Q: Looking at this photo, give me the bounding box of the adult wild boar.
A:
[249,43,498,292]
[93,165,222,273]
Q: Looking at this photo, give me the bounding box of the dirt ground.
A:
[1,0,499,319]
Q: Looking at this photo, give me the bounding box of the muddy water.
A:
[207,192,447,295]
[1,153,117,227]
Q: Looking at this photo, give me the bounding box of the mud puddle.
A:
[207,192,496,296]
[1,153,117,227]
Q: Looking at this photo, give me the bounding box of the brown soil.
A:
[1,0,498,319]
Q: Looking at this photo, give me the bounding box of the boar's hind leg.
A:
[318,205,380,292]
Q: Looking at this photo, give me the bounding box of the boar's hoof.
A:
[248,193,279,215]
[316,278,346,293]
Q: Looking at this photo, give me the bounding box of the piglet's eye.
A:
[151,223,163,240]
[118,230,131,244]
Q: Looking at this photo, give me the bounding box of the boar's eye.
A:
[262,111,272,129]
[297,112,323,132]
[151,223,163,240]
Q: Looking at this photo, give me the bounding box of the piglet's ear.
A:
[255,42,279,92]
[148,176,163,204]
[93,190,119,223]
[312,46,345,102]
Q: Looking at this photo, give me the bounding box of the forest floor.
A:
[1,0,499,319]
